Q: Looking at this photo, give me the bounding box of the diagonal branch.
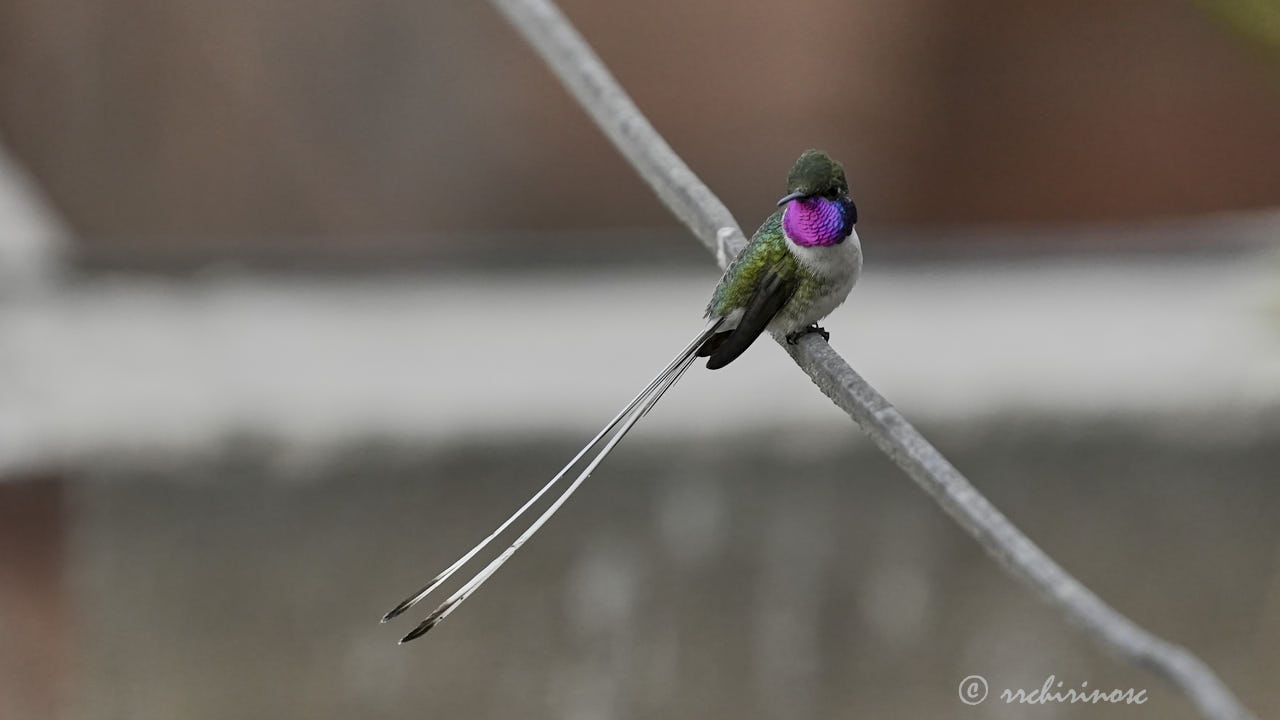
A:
[486,1,1257,718]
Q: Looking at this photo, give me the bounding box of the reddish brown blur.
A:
[0,0,1276,266]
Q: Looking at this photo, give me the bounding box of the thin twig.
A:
[486,1,1257,718]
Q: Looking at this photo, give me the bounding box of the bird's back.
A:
[704,210,799,319]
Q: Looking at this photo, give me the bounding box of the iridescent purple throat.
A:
[782,197,852,247]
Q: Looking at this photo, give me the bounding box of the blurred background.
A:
[2,0,1279,718]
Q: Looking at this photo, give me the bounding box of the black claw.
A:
[785,325,830,345]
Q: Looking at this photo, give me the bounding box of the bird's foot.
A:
[785,324,830,345]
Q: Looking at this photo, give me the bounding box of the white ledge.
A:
[3,251,1276,470]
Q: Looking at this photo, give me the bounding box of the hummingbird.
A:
[381,149,861,643]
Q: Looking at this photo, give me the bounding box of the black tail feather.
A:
[695,331,730,358]
[704,271,796,370]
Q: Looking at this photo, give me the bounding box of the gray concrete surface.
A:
[63,427,1280,720]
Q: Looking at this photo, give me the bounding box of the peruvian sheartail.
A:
[381,149,861,642]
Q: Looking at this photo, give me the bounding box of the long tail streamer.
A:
[382,321,722,643]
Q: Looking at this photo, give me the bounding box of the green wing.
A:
[705,210,798,316]
[698,210,801,369]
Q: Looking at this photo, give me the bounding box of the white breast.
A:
[781,226,863,329]
[784,227,862,281]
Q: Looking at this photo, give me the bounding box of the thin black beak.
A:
[776,191,807,206]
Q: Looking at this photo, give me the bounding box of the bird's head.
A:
[777,150,857,246]
[778,149,850,206]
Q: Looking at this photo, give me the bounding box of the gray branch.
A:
[487,1,1257,718]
